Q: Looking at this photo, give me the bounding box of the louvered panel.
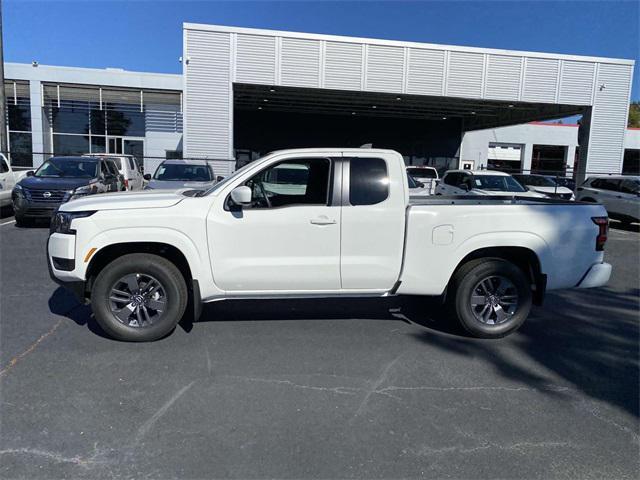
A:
[365,45,404,93]
[236,34,276,85]
[146,105,183,133]
[559,61,595,105]
[4,80,30,104]
[43,84,100,104]
[587,63,633,173]
[102,88,141,106]
[522,57,559,103]
[281,37,320,88]
[185,30,231,158]
[446,51,484,98]
[324,42,362,91]
[485,55,522,101]
[406,48,444,96]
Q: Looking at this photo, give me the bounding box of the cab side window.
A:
[349,157,389,206]
[444,173,461,186]
[245,158,331,209]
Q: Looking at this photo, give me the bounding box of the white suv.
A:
[577,176,639,225]
[83,154,144,191]
[436,170,547,198]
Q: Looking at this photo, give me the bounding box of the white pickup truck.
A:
[0,154,29,208]
[47,148,612,342]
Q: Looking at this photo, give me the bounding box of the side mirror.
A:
[460,183,470,192]
[417,181,425,188]
[26,170,34,177]
[216,176,224,182]
[143,174,151,181]
[230,185,252,206]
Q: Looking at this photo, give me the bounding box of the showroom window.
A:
[4,80,33,166]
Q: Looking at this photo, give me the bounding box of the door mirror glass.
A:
[26,170,35,177]
[143,174,151,181]
[230,185,252,205]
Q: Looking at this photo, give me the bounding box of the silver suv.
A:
[577,176,639,224]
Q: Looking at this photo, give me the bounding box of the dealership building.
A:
[4,23,637,178]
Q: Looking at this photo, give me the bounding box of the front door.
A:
[207,155,341,292]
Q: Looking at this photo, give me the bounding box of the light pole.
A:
[0,0,7,157]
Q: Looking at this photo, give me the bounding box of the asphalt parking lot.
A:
[1,214,638,479]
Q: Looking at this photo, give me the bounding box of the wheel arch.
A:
[449,246,546,305]
[85,242,193,297]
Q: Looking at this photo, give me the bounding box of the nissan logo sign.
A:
[43,191,52,198]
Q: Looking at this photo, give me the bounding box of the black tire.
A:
[91,253,188,342]
[14,215,31,227]
[449,258,532,339]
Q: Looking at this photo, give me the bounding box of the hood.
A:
[18,175,95,191]
[147,179,214,191]
[60,190,185,212]
[471,189,547,198]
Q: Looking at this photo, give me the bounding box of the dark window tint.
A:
[620,179,639,194]
[9,132,33,166]
[591,178,620,191]
[444,172,461,186]
[246,158,331,208]
[349,157,389,206]
[0,157,8,173]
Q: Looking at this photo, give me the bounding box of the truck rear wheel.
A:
[450,258,532,338]
[91,253,188,341]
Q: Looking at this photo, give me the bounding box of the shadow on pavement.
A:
[48,286,109,339]
[609,219,640,233]
[411,286,640,418]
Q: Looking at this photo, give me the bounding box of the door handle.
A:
[310,216,336,225]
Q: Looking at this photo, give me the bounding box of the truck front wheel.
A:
[91,253,188,341]
[450,258,532,338]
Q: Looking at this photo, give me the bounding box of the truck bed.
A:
[409,195,579,206]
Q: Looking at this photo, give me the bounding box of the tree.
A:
[629,101,640,128]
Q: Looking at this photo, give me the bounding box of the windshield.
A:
[407,173,419,188]
[35,158,98,178]
[407,167,437,178]
[154,163,212,182]
[199,160,260,196]
[515,175,555,187]
[473,175,527,192]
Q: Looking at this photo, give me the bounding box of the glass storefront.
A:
[5,81,33,166]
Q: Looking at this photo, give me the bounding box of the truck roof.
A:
[268,147,401,156]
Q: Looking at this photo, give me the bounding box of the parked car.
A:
[513,174,575,200]
[407,172,431,197]
[0,154,30,208]
[435,170,548,198]
[407,166,439,195]
[144,160,216,191]
[577,176,639,224]
[48,148,611,342]
[12,156,119,226]
[546,175,576,191]
[83,154,144,191]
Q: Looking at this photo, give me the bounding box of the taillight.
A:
[124,179,129,189]
[592,217,608,251]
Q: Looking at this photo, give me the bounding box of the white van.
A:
[83,154,144,191]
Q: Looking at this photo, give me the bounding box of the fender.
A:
[398,230,550,296]
[78,227,222,299]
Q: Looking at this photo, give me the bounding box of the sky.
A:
[4,0,639,100]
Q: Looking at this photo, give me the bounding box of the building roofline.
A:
[184,23,635,66]
[4,62,182,90]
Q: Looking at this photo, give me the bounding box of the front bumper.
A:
[576,262,612,288]
[13,196,63,218]
[47,235,86,302]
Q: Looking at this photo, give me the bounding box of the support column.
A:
[29,80,45,167]
[576,107,591,185]
[522,143,533,174]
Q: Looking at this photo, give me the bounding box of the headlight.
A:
[50,210,96,235]
[70,183,98,199]
[12,184,24,197]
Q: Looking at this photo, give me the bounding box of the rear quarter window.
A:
[349,157,389,206]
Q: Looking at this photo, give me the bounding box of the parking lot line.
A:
[0,219,16,226]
